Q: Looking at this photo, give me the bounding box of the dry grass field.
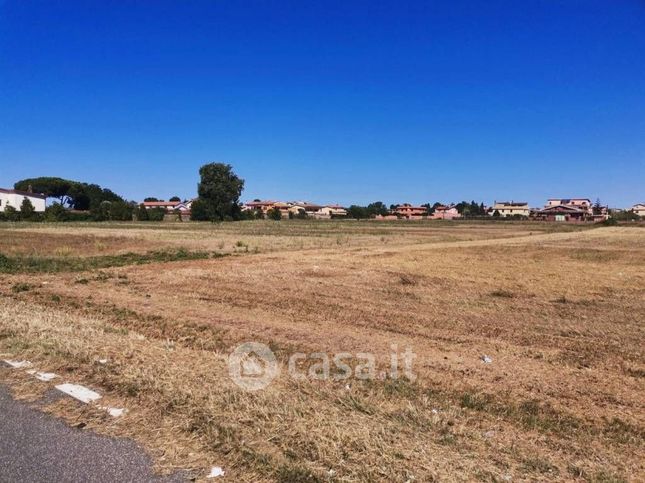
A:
[1,220,643,482]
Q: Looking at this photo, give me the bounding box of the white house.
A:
[632,203,645,218]
[0,188,47,212]
[489,201,530,217]
[313,205,348,218]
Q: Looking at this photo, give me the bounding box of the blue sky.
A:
[1,0,643,207]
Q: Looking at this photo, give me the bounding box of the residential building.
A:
[243,200,279,215]
[312,205,348,219]
[546,198,593,215]
[489,201,529,217]
[632,203,645,218]
[0,188,47,212]
[141,199,193,213]
[431,205,461,220]
[243,200,346,218]
[534,204,589,222]
[393,203,426,220]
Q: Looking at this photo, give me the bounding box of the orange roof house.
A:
[393,203,426,220]
[431,205,461,220]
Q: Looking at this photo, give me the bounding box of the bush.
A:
[4,206,20,221]
[190,198,210,221]
[267,207,282,220]
[20,198,36,220]
[44,203,69,222]
[146,207,166,221]
[602,217,618,226]
[90,200,135,221]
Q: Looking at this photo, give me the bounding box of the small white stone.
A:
[207,466,225,478]
[35,372,57,382]
[106,407,125,417]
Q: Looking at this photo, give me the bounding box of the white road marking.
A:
[3,360,32,369]
[55,383,102,404]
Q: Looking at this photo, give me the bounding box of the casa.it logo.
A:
[228,342,280,391]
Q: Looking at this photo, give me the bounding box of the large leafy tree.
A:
[14,177,73,205]
[14,177,124,210]
[367,201,389,217]
[192,163,244,221]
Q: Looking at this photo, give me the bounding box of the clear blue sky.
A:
[1,0,643,207]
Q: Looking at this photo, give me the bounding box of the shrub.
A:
[44,203,69,221]
[267,207,282,220]
[20,198,36,219]
[146,207,166,222]
[4,206,20,221]
[190,198,210,221]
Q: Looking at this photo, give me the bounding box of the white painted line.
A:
[2,360,32,369]
[34,372,58,382]
[207,467,225,478]
[55,383,102,404]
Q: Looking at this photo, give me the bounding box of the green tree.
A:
[347,205,370,219]
[169,196,181,202]
[20,198,36,219]
[190,199,209,221]
[4,205,20,221]
[146,207,167,221]
[136,204,150,221]
[14,177,73,206]
[367,201,389,217]
[593,198,604,216]
[14,177,126,210]
[194,163,245,221]
[267,207,282,220]
[44,203,69,222]
[108,201,135,221]
[144,197,160,202]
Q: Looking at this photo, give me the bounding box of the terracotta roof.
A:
[245,200,278,206]
[538,204,586,213]
[0,188,46,199]
[142,201,178,207]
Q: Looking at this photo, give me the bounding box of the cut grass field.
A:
[1,220,643,481]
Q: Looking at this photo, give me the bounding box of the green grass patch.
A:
[0,249,225,273]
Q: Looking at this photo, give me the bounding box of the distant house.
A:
[312,205,347,219]
[632,203,645,218]
[431,205,461,220]
[0,188,47,212]
[141,199,193,213]
[393,203,426,220]
[243,200,279,215]
[243,200,347,218]
[546,198,593,215]
[534,204,589,222]
[489,201,529,217]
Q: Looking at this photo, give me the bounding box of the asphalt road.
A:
[0,384,188,482]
